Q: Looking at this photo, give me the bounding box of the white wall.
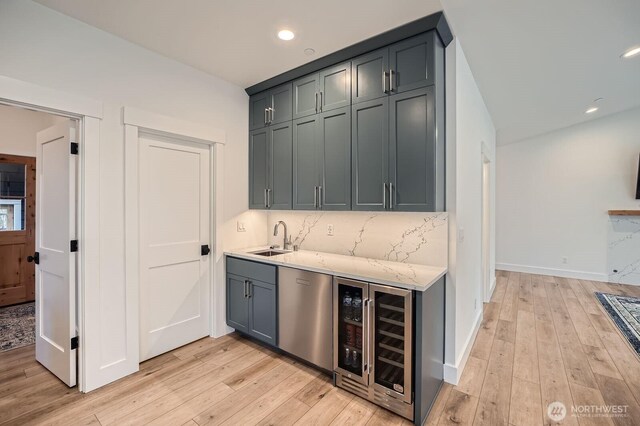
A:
[0,0,267,391]
[0,104,62,156]
[496,107,640,281]
[445,39,497,384]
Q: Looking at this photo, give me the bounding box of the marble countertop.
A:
[224,246,447,292]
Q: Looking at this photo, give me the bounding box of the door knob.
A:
[27,252,40,265]
[201,245,211,256]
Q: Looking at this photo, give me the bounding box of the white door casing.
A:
[139,133,211,361]
[35,120,78,387]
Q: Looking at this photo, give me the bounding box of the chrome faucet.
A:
[273,221,292,250]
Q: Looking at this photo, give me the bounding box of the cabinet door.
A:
[249,128,269,209]
[352,48,388,104]
[319,107,351,210]
[293,74,319,119]
[389,33,434,94]
[319,62,351,112]
[352,98,389,211]
[293,115,320,210]
[249,91,269,130]
[389,87,435,211]
[226,274,249,333]
[269,122,293,210]
[269,83,292,125]
[248,280,277,346]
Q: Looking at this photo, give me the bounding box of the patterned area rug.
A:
[596,292,640,356]
[0,302,35,352]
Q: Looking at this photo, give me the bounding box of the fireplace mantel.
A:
[608,210,640,216]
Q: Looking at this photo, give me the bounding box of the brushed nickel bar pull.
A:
[315,92,318,113]
[318,186,322,209]
[319,91,323,112]
[383,183,388,209]
[314,186,318,209]
[389,182,394,209]
[264,108,268,125]
[390,69,395,92]
[264,188,268,208]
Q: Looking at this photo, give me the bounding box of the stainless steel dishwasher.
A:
[278,267,333,371]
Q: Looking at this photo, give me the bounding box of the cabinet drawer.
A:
[226,257,276,284]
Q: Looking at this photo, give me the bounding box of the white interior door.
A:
[35,120,77,387]
[139,133,211,361]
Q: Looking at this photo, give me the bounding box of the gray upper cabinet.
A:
[249,123,292,210]
[250,83,292,130]
[249,91,270,130]
[352,98,389,211]
[389,33,434,94]
[268,83,292,125]
[292,115,320,210]
[249,128,269,209]
[389,87,436,211]
[293,74,319,119]
[319,62,351,112]
[352,49,389,104]
[319,107,351,210]
[268,122,293,210]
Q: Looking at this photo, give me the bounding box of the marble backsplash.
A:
[266,211,448,268]
[608,216,640,285]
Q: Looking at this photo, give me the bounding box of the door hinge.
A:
[71,336,79,350]
[70,142,79,155]
[70,240,78,252]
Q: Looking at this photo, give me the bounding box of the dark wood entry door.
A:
[0,154,35,307]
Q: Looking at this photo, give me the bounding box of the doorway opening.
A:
[481,151,492,302]
[0,103,79,387]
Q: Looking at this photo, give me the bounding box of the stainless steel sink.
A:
[249,249,288,257]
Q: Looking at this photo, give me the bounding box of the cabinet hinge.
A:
[70,142,79,155]
[71,336,79,350]
[70,240,78,252]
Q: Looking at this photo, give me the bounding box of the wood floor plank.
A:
[470,303,500,361]
[569,382,614,426]
[518,273,534,313]
[295,375,334,407]
[594,373,640,426]
[256,397,311,426]
[438,389,479,426]
[598,331,640,404]
[455,356,487,397]
[499,273,520,322]
[473,339,514,426]
[583,345,623,380]
[508,376,543,426]
[425,382,453,426]
[513,309,539,384]
[329,397,377,426]
[495,319,516,343]
[366,407,406,426]
[293,387,354,426]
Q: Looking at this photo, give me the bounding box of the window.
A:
[0,162,26,231]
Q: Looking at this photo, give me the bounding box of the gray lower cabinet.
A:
[294,106,351,210]
[249,123,292,210]
[226,257,277,346]
[353,87,440,211]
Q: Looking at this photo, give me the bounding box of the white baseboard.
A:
[496,263,608,282]
[444,308,483,385]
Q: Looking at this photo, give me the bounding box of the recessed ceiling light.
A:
[621,46,640,59]
[278,30,295,41]
[585,107,599,114]
[304,48,316,56]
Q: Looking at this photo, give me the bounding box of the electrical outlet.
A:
[562,256,568,264]
[237,221,246,232]
[327,224,334,236]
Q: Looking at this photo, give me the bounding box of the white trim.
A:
[124,106,226,361]
[0,75,103,393]
[444,308,483,385]
[496,263,609,282]
[122,106,225,145]
[0,75,103,119]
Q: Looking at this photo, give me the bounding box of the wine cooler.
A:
[333,277,414,420]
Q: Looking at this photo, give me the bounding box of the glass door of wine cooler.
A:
[333,278,369,386]
[370,284,412,404]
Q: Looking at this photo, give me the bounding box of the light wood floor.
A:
[0,271,639,425]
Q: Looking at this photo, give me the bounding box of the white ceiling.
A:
[34,0,640,145]
[442,0,640,144]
